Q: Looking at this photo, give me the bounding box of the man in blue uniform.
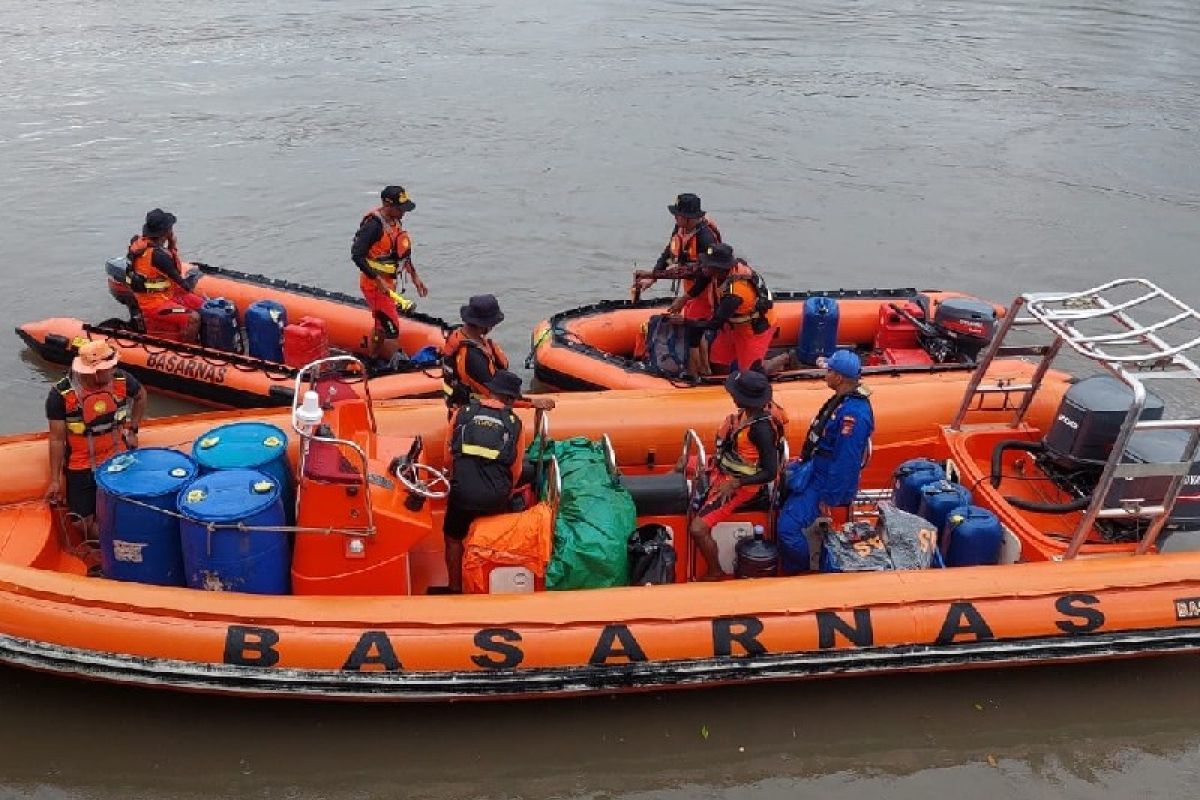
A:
[777,349,874,573]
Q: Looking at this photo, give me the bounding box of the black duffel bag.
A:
[628,524,677,585]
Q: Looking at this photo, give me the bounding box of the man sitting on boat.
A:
[351,185,428,368]
[435,370,532,595]
[685,370,788,580]
[637,193,722,376]
[44,340,147,546]
[441,295,555,413]
[673,243,777,375]
[125,208,205,343]
[777,350,874,574]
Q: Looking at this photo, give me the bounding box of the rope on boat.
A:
[106,493,375,538]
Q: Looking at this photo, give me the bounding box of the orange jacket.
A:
[440,328,509,406]
[55,374,132,470]
[717,261,776,328]
[126,236,174,293]
[361,208,412,276]
[715,403,788,479]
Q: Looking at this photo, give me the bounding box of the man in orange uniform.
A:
[126,209,204,343]
[434,370,530,595]
[441,294,554,413]
[45,341,148,544]
[684,371,787,580]
[638,193,722,376]
[351,185,429,366]
[687,243,777,374]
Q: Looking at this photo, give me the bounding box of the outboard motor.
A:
[921,297,997,363]
[988,375,1198,539]
[105,256,143,328]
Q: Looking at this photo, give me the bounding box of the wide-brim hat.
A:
[699,243,736,271]
[72,340,119,375]
[142,208,177,238]
[381,185,416,212]
[725,370,772,408]
[667,192,705,219]
[460,294,505,328]
[486,369,524,399]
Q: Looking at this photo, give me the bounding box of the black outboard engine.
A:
[105,256,143,328]
[921,297,997,363]
[988,375,1200,539]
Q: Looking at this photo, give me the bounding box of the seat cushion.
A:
[620,473,690,516]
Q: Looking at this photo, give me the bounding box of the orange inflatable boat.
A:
[530,289,1003,391]
[2,278,1200,701]
[16,264,448,408]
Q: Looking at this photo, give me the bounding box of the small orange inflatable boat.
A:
[16,264,448,408]
[2,278,1199,702]
[530,289,1002,391]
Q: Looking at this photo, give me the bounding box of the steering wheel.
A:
[393,460,450,499]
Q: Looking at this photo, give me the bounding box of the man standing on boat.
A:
[126,208,205,343]
[351,185,428,368]
[777,350,874,573]
[682,243,777,374]
[44,340,148,546]
[441,294,554,413]
[435,370,530,594]
[686,370,788,580]
[638,193,722,376]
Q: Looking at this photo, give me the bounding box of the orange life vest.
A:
[56,374,132,471]
[126,236,173,293]
[719,261,775,327]
[714,403,788,478]
[440,327,509,406]
[361,208,412,277]
[668,217,721,298]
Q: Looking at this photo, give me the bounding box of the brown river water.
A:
[1,0,1198,797]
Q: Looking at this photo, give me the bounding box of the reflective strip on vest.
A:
[366,258,398,276]
[460,443,502,460]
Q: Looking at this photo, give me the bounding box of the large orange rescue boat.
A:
[2,278,1200,701]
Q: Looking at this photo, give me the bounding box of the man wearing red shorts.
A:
[686,370,788,580]
[677,243,777,374]
[351,185,429,365]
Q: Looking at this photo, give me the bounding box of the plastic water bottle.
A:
[752,524,765,540]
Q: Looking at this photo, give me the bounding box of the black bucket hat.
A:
[381,185,416,212]
[142,208,177,238]
[699,242,737,271]
[667,193,704,218]
[725,370,773,408]
[460,294,505,328]
[486,369,524,399]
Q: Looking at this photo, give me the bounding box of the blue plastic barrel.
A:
[177,468,290,594]
[892,459,945,514]
[94,448,197,585]
[192,422,293,522]
[200,298,240,353]
[244,299,287,362]
[917,480,973,537]
[797,296,839,366]
[942,505,1004,567]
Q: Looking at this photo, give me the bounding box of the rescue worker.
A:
[680,243,777,374]
[45,340,148,545]
[441,294,554,412]
[126,208,204,343]
[637,193,722,376]
[684,370,788,580]
[351,185,429,366]
[776,350,874,573]
[435,370,530,594]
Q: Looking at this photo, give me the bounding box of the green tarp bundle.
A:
[528,436,636,590]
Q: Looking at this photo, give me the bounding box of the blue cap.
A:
[827,349,861,379]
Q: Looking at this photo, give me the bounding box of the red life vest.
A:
[440,327,509,406]
[56,374,132,470]
[126,236,173,293]
[361,208,412,277]
[714,403,788,478]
